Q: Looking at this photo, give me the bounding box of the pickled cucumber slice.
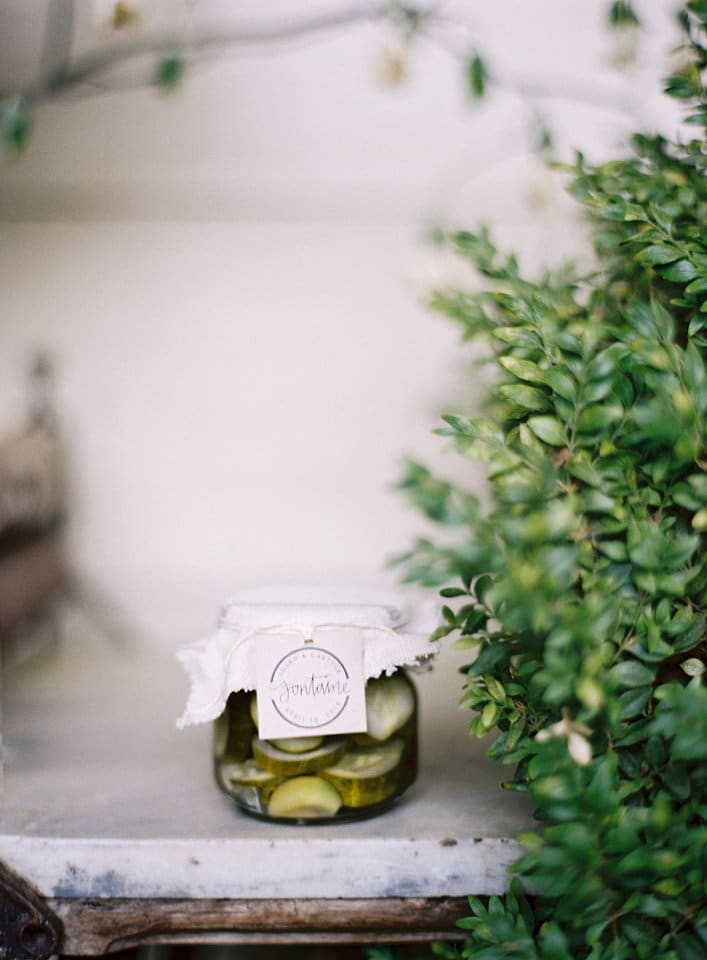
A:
[213,709,230,759]
[249,691,323,753]
[365,673,415,741]
[220,758,277,789]
[323,739,405,807]
[215,691,256,762]
[218,758,280,804]
[267,776,343,819]
[251,736,348,776]
[229,783,265,813]
[270,736,324,753]
[351,713,415,748]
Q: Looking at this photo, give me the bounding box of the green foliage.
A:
[467,53,490,100]
[365,943,462,960]
[154,54,185,93]
[1,98,31,153]
[398,4,706,957]
[607,1,641,29]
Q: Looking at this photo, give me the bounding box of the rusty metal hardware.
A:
[0,861,62,960]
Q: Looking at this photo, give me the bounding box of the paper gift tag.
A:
[255,626,367,740]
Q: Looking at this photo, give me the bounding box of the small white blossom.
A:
[375,35,410,88]
[568,731,593,766]
[535,713,592,766]
[535,719,570,743]
[607,25,639,70]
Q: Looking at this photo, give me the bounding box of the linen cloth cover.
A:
[177,590,435,728]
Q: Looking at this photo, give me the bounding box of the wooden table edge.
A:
[49,896,470,953]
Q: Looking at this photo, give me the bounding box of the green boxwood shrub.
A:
[393,3,706,958]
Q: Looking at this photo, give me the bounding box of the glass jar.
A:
[213,669,418,823]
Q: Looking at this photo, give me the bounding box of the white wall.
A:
[2,219,577,642]
[1,222,462,632]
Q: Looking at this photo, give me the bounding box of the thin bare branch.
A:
[20,2,399,105]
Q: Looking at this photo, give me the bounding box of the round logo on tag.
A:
[269,646,350,729]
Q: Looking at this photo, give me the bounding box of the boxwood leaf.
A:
[612,660,656,687]
[545,369,578,403]
[597,539,628,561]
[657,259,699,283]
[468,641,510,675]
[498,383,551,411]
[619,688,652,718]
[527,416,567,446]
[499,356,548,385]
[635,244,681,266]
[441,414,504,446]
[467,52,488,99]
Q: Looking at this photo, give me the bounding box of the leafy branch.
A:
[0,0,670,155]
[391,2,707,957]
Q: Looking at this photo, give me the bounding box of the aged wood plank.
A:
[50,897,469,954]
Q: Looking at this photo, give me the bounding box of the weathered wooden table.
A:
[0,626,532,956]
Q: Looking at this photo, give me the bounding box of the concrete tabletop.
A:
[0,625,532,901]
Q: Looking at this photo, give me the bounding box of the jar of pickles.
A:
[177,589,433,823]
[214,669,417,822]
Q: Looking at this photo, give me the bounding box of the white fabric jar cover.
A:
[176,588,437,728]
